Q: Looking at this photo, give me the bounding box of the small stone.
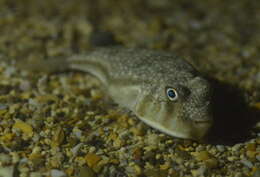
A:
[234,172,244,177]
[253,168,260,177]
[144,168,168,177]
[232,144,243,151]
[113,138,123,148]
[240,159,253,168]
[246,143,256,151]
[72,128,82,139]
[71,143,83,156]
[132,148,142,161]
[0,153,12,164]
[0,166,14,177]
[159,162,170,170]
[78,166,96,177]
[196,145,205,152]
[0,104,8,110]
[10,152,20,163]
[50,169,66,177]
[85,153,101,168]
[191,166,206,177]
[146,133,160,146]
[246,150,256,159]
[134,165,142,175]
[0,133,14,142]
[3,66,16,77]
[193,151,212,161]
[256,155,260,162]
[51,126,65,148]
[216,145,225,152]
[13,120,33,137]
[28,153,44,166]
[227,156,238,162]
[30,172,43,177]
[252,102,260,109]
[205,158,218,169]
[19,80,31,91]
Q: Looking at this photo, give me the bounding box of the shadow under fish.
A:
[206,78,260,145]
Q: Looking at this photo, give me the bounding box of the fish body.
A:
[25,47,213,140]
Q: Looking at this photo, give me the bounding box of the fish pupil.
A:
[168,89,176,98]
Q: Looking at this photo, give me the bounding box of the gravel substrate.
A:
[0,0,259,177]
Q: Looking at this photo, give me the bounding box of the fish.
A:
[19,47,213,140]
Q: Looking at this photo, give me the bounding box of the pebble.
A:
[246,143,256,151]
[13,120,33,137]
[145,133,160,146]
[0,153,12,164]
[0,166,14,177]
[19,80,31,91]
[246,150,256,159]
[3,66,15,77]
[193,151,212,161]
[191,166,206,177]
[0,104,8,110]
[85,153,101,168]
[240,159,253,168]
[227,156,238,162]
[205,158,218,169]
[216,145,225,152]
[50,169,67,177]
[78,166,96,177]
[30,172,43,177]
[253,169,260,177]
[71,143,83,156]
[232,144,243,152]
[256,155,260,162]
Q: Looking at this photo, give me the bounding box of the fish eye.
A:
[166,88,178,101]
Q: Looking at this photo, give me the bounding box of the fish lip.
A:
[194,120,212,124]
[193,117,213,124]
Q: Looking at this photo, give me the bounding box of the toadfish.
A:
[22,47,213,140]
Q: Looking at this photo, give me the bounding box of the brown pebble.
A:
[205,158,218,169]
[246,143,256,151]
[85,153,101,168]
[193,151,212,161]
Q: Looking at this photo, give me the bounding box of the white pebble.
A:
[71,143,83,156]
[50,169,66,177]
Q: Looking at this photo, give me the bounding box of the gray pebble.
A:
[50,169,66,177]
[216,145,225,152]
[240,159,253,168]
[0,166,14,177]
[0,153,11,164]
[256,155,260,162]
[232,144,243,151]
[0,104,8,110]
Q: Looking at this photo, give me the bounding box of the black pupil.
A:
[168,90,176,98]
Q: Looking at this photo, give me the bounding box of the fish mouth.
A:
[194,119,212,124]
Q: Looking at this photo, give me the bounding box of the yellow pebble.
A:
[85,153,101,168]
[13,120,33,137]
[0,133,14,142]
[252,102,260,109]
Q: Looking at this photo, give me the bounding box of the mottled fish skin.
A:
[65,47,213,140]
